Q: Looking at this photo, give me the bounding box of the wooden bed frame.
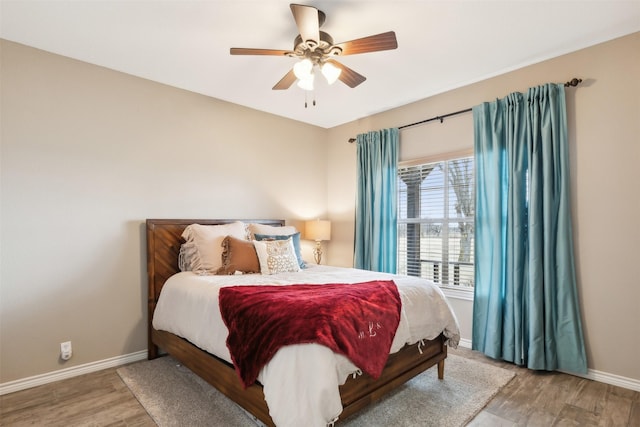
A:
[146,218,447,426]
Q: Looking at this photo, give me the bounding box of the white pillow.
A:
[181,222,246,274]
[247,223,297,239]
[253,238,301,275]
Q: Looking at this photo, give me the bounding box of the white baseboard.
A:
[458,338,473,348]
[0,350,147,395]
[455,338,640,392]
[3,344,639,395]
[563,367,640,392]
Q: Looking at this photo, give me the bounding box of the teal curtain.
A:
[354,128,399,273]
[472,83,587,374]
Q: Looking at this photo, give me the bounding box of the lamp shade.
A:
[297,75,314,91]
[293,58,313,80]
[305,220,331,241]
[321,62,341,85]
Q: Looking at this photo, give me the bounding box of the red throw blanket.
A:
[219,280,401,388]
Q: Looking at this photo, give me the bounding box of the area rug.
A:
[117,354,514,427]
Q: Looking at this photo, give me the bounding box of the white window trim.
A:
[441,286,474,301]
[399,148,473,168]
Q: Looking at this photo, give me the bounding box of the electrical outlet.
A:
[60,341,72,361]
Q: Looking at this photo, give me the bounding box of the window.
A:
[397,154,475,290]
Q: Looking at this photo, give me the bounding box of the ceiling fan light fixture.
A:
[321,62,341,85]
[293,58,313,80]
[230,4,398,91]
[297,74,314,91]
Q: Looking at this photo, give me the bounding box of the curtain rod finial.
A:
[348,138,356,143]
[565,78,582,87]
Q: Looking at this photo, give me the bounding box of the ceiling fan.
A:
[230,3,398,91]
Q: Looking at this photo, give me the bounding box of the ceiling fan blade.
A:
[273,69,297,90]
[326,59,366,88]
[230,48,291,56]
[333,31,398,55]
[290,4,320,45]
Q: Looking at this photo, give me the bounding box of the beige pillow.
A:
[247,223,297,240]
[181,222,246,274]
[253,238,301,275]
[216,236,261,275]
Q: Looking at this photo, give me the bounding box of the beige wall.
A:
[326,32,640,381]
[2,32,639,386]
[0,40,328,382]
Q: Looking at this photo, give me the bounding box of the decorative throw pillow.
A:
[178,242,198,271]
[216,236,261,275]
[181,222,246,274]
[247,223,297,240]
[253,238,301,275]
[254,232,306,269]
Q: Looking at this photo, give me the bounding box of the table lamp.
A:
[305,219,331,264]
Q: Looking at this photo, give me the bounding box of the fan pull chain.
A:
[304,91,317,108]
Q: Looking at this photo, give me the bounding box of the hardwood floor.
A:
[1,347,638,426]
[0,367,154,426]
[455,347,640,427]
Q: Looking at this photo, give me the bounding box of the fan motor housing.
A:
[293,31,341,60]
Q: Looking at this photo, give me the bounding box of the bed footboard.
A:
[151,326,446,426]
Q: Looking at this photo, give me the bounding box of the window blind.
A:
[398,156,475,288]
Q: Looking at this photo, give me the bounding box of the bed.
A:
[146,218,460,426]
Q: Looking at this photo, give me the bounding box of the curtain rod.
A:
[347,78,582,143]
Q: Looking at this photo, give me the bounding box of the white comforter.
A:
[152,265,460,427]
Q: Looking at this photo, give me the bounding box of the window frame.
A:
[397,149,475,301]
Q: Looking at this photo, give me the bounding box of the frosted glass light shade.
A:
[297,75,314,91]
[293,59,313,80]
[321,62,341,85]
[305,220,331,241]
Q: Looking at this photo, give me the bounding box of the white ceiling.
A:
[1,1,639,128]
